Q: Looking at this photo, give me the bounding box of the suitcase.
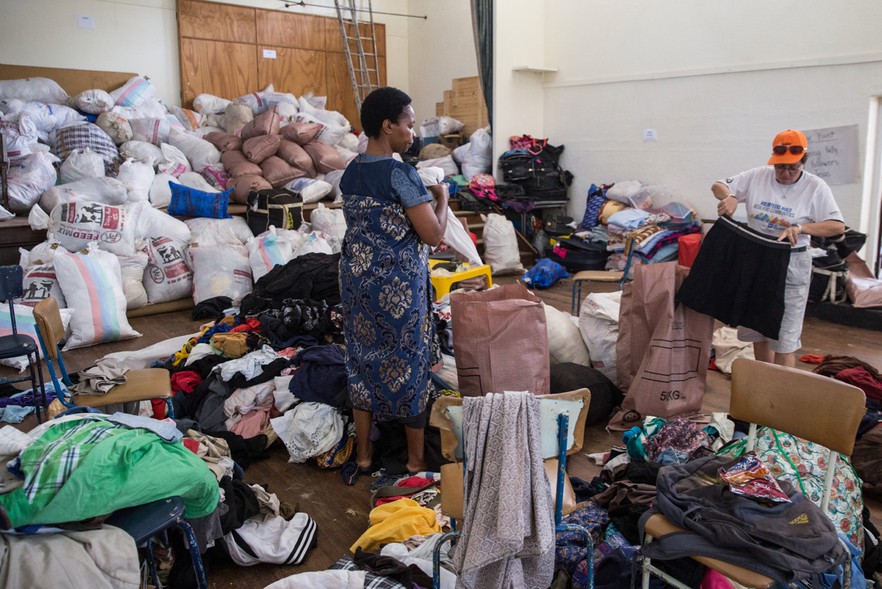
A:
[246,188,303,235]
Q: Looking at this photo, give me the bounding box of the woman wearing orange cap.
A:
[708,129,846,367]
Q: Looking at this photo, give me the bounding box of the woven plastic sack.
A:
[482,213,524,275]
[119,251,149,309]
[143,236,193,304]
[49,200,136,256]
[190,243,252,305]
[54,244,141,349]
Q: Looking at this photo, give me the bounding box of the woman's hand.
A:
[717,195,737,217]
[776,224,800,245]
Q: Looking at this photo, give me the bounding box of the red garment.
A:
[171,370,202,394]
[374,477,438,505]
[677,233,702,268]
[182,438,200,454]
[835,367,882,401]
[800,353,827,364]
[230,318,261,333]
[151,399,167,419]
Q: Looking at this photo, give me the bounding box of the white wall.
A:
[537,0,882,267]
[0,0,409,107]
[406,0,478,126]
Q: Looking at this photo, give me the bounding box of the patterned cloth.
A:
[340,154,436,419]
[453,392,556,588]
[52,122,118,163]
[331,556,408,589]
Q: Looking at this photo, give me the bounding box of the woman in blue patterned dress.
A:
[340,87,449,475]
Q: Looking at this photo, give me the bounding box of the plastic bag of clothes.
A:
[522,258,569,289]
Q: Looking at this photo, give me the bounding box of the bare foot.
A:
[356,443,373,470]
[406,462,427,475]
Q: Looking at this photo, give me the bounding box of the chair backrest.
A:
[0,265,24,332]
[730,357,865,456]
[430,388,592,462]
[32,296,65,362]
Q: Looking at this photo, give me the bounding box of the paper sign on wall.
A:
[262,49,277,59]
[804,124,859,186]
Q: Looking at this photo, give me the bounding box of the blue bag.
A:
[521,257,569,289]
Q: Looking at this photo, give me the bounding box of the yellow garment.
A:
[350,498,441,553]
[172,325,211,367]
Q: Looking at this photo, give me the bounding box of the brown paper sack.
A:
[450,283,550,396]
[608,262,714,431]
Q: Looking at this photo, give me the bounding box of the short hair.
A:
[360,87,412,138]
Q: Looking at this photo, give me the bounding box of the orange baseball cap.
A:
[768,129,808,165]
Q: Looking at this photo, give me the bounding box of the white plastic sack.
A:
[193,93,231,114]
[74,89,115,114]
[120,140,162,167]
[178,171,219,193]
[28,204,49,231]
[0,304,72,371]
[0,205,12,221]
[452,142,469,164]
[578,290,622,382]
[19,102,85,142]
[481,213,524,275]
[545,305,592,366]
[117,159,155,203]
[20,240,61,268]
[54,244,141,349]
[168,127,221,172]
[119,251,149,309]
[248,227,295,282]
[148,173,180,208]
[443,208,482,266]
[143,236,193,304]
[95,112,133,145]
[285,177,332,204]
[129,201,191,243]
[0,116,40,158]
[19,262,67,309]
[60,148,105,183]
[292,232,333,258]
[308,204,346,240]
[0,78,68,104]
[461,127,492,180]
[338,132,359,152]
[110,76,156,108]
[130,118,171,146]
[235,90,270,115]
[156,143,191,178]
[416,155,458,178]
[189,243,252,305]
[40,176,129,214]
[417,166,445,187]
[6,150,58,213]
[185,217,253,246]
[322,169,344,202]
[49,200,136,256]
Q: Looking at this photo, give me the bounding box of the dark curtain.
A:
[470,0,493,129]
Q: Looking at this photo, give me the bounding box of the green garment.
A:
[0,419,219,528]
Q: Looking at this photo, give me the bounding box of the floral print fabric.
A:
[340,154,434,419]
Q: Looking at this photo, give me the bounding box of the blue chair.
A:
[429,389,595,589]
[0,265,47,422]
[106,496,208,589]
[32,296,174,416]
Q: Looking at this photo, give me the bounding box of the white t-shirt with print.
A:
[720,166,844,248]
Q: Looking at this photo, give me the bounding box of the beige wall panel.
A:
[180,38,257,107]
[258,47,327,101]
[178,0,256,44]
[0,64,135,95]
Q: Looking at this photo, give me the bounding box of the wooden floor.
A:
[2,276,881,588]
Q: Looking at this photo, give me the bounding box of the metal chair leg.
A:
[175,518,208,589]
[432,531,461,589]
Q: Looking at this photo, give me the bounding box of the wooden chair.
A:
[32,297,174,415]
[429,389,594,589]
[570,233,637,314]
[640,358,866,588]
[0,265,47,422]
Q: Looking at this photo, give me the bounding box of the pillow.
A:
[243,135,281,164]
[0,304,73,371]
[168,183,232,219]
[261,156,305,188]
[205,132,242,153]
[280,122,323,146]
[228,174,272,204]
[303,140,346,174]
[240,106,281,140]
[277,140,316,176]
[52,122,119,164]
[54,245,141,350]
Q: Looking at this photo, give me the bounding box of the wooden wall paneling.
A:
[256,10,325,51]
[325,52,360,129]
[257,47,327,104]
[0,64,136,95]
[179,38,258,108]
[177,0,256,43]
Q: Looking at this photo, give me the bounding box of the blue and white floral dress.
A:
[340,153,436,420]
